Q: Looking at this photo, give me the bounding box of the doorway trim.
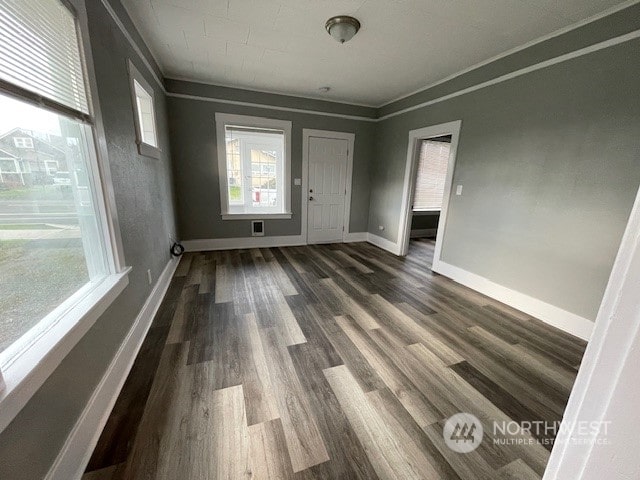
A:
[302,129,355,244]
[398,120,462,265]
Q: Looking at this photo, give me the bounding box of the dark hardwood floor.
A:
[83,239,586,480]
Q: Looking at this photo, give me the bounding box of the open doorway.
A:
[408,135,451,265]
[397,120,461,269]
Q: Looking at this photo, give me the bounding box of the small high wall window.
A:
[128,61,160,158]
[412,136,451,212]
[215,113,292,219]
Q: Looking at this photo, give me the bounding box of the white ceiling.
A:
[121,0,628,106]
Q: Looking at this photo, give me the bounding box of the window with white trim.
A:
[0,0,127,426]
[412,136,451,212]
[215,113,292,219]
[13,137,34,149]
[128,61,160,158]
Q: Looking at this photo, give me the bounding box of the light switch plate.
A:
[294,178,302,186]
[456,185,463,195]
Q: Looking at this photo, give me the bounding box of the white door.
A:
[307,136,348,244]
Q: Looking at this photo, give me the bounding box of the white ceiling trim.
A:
[378,28,640,121]
[166,92,377,122]
[379,0,640,108]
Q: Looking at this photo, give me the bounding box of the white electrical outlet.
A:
[379,225,385,231]
[147,269,152,285]
[456,185,463,195]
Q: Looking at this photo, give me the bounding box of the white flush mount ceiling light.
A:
[325,16,361,44]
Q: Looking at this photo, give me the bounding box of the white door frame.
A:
[397,120,462,266]
[302,129,355,244]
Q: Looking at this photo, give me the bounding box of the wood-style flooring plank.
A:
[174,252,194,277]
[248,419,295,480]
[241,313,280,426]
[324,364,439,480]
[210,385,252,479]
[166,284,198,344]
[198,254,216,294]
[288,341,380,480]
[336,315,440,427]
[260,327,330,472]
[214,262,234,304]
[368,387,462,480]
[121,342,190,480]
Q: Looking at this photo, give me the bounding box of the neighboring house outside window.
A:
[215,113,292,219]
[0,129,68,186]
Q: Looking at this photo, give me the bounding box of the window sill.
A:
[137,142,161,159]
[221,213,292,220]
[412,210,441,216]
[0,269,130,433]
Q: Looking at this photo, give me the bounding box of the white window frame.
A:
[215,113,292,220]
[127,60,160,159]
[0,0,129,433]
[13,137,34,149]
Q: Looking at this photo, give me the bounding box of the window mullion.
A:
[242,139,252,212]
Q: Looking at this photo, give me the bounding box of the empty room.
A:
[1,0,639,479]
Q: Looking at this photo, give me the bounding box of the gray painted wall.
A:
[0,1,177,478]
[167,85,376,240]
[370,37,640,320]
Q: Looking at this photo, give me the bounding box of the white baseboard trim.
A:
[433,260,594,341]
[183,232,402,257]
[46,256,180,480]
[366,233,403,256]
[344,232,368,242]
[183,235,306,252]
[410,228,437,238]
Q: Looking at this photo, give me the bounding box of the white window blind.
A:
[0,0,90,115]
[413,138,451,211]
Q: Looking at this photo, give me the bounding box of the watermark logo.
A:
[443,413,484,453]
[442,413,611,453]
